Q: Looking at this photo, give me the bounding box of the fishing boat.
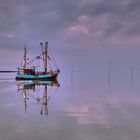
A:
[16,42,60,81]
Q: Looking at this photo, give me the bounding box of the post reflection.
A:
[17,80,60,115]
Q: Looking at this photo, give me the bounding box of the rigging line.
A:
[48,60,52,70]
[48,48,59,69]
[20,56,24,67]
[19,46,26,68]
[27,51,46,65]
[27,57,37,65]
[37,59,41,71]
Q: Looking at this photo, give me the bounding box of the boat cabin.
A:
[24,69,35,75]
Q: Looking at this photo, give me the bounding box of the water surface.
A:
[0,66,140,140]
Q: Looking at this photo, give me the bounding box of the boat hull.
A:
[15,73,58,81]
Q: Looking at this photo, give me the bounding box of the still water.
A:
[0,66,140,140]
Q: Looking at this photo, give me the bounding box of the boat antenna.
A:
[23,44,27,69]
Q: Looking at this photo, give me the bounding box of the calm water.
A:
[1,66,140,140]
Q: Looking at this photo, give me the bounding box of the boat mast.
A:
[23,47,27,69]
[40,42,48,73]
[44,42,48,73]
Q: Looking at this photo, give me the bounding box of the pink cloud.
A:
[77,15,90,22]
[67,25,89,35]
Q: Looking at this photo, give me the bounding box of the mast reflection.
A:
[17,80,60,115]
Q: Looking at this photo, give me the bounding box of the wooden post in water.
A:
[108,61,112,94]
[130,66,134,88]
[71,64,74,94]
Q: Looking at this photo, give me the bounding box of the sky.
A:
[0,0,140,70]
[1,2,140,139]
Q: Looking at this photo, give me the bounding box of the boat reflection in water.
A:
[17,80,60,115]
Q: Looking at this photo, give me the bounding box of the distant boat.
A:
[16,42,60,81]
